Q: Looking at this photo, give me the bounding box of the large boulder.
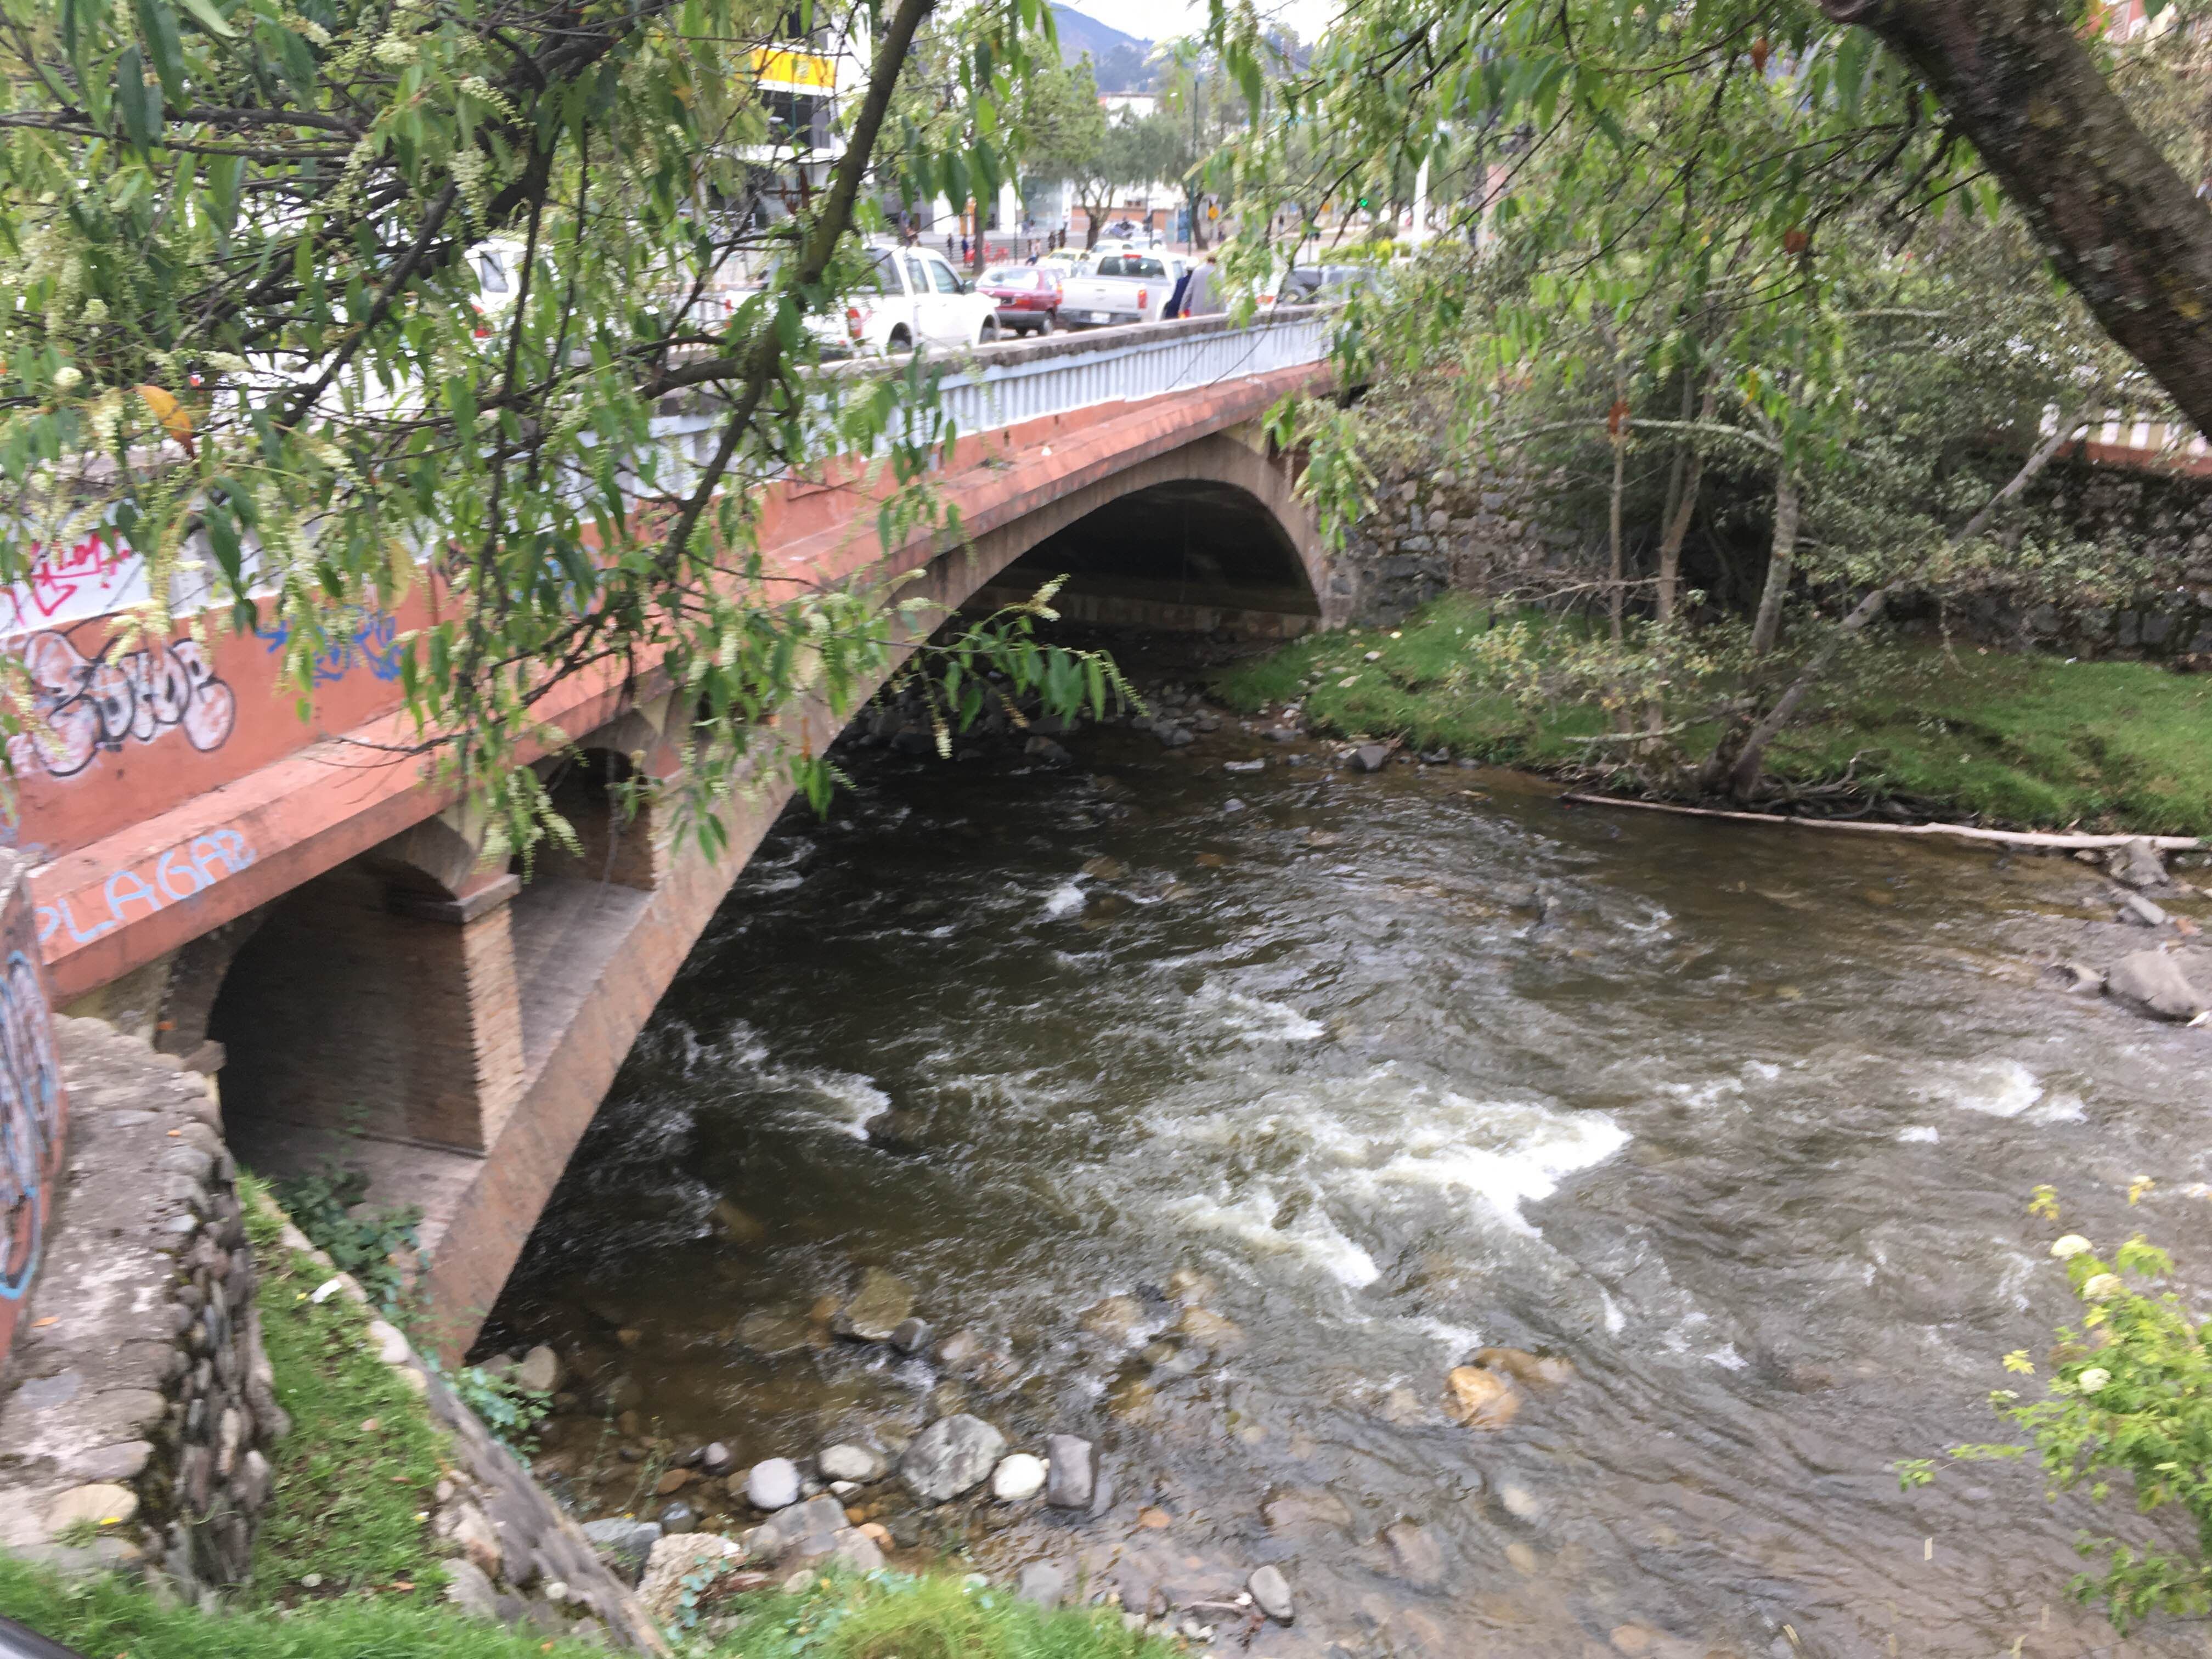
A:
[1248,1564,1295,1624]
[2105,950,2210,1023]
[898,1414,1006,1504]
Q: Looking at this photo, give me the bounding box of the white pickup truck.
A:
[1055,251,1187,329]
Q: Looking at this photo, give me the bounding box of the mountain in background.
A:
[1052,4,1155,93]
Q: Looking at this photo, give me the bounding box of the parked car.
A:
[1257,262,1382,310]
[832,242,1003,354]
[977,264,1063,335]
[1056,251,1187,329]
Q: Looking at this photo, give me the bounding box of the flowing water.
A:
[487,708,2212,1659]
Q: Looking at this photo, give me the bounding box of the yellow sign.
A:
[746,47,836,89]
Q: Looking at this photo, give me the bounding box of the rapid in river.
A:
[483,677,2212,1659]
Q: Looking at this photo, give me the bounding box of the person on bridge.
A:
[1165,262,1192,320]
[1180,253,1223,319]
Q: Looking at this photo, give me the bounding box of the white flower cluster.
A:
[2050,1234,2092,1259]
[372,36,418,66]
[51,364,82,392]
[2077,1367,2112,1395]
[2082,1273,2124,1301]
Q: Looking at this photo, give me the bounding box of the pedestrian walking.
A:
[1180,252,1223,318]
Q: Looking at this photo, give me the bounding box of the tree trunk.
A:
[1746,469,1799,658]
[1708,408,2090,798]
[1607,428,1627,645]
[1654,382,1715,625]
[1822,0,2212,439]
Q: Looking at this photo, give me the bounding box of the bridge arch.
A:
[59,337,1344,1356]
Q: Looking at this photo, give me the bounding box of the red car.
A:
[977,266,1062,336]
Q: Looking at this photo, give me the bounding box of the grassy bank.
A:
[1212,594,2212,836]
[0,1555,1172,1659]
[240,1174,453,1606]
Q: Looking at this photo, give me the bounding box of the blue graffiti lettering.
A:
[257,606,405,686]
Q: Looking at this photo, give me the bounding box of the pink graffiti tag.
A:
[35,828,256,947]
[2,535,137,633]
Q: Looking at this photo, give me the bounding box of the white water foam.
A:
[1163,1188,1381,1288]
[1194,984,1327,1043]
[1369,1099,1630,1234]
[1918,1059,2085,1126]
[1896,1125,1940,1143]
[1041,882,1087,921]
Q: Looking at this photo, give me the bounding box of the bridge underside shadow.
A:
[194,421,1333,1356]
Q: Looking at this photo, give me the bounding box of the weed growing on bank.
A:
[240,1176,449,1604]
[0,1556,607,1659]
[1212,596,2212,834]
[1899,1182,2212,1633]
[712,1569,1179,1659]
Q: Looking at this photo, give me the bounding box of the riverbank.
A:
[1208,595,2212,836]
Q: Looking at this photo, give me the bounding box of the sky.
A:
[1063,0,1340,53]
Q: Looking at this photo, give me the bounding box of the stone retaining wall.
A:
[0,1014,276,1601]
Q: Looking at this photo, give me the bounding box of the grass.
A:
[0,1556,610,1659]
[712,1570,1178,1659]
[240,1173,451,1606]
[1211,593,2212,836]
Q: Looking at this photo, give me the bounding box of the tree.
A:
[1012,52,1110,237]
[0,0,1120,851]
[1818,0,2212,439]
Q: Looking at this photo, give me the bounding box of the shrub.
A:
[1899,1182,2212,1632]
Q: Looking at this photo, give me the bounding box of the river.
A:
[484,696,2212,1659]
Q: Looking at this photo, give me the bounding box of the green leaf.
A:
[133,0,187,104]
[115,45,163,148]
[176,0,237,39]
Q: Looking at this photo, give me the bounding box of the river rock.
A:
[512,1345,562,1395]
[638,1532,743,1623]
[819,1443,885,1483]
[1470,1346,1575,1389]
[833,1267,915,1342]
[900,1414,1006,1504]
[698,1441,735,1476]
[890,1317,934,1356]
[1176,1307,1248,1355]
[1261,1487,1352,1534]
[1045,1434,1096,1509]
[1445,1365,1522,1429]
[991,1453,1048,1502]
[1248,1564,1295,1623]
[2119,892,2170,927]
[1352,743,1391,772]
[712,1199,769,1244]
[1381,1519,1445,1590]
[1080,1294,1147,1345]
[757,1495,850,1562]
[746,1457,802,1510]
[657,1500,697,1534]
[828,1527,886,1572]
[2105,950,2211,1022]
[2110,837,2169,890]
[1017,1561,1070,1608]
[580,1517,661,1584]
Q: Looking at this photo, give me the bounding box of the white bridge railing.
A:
[653,306,1337,481]
[4,309,1338,635]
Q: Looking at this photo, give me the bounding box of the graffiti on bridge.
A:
[256,605,407,686]
[9,631,238,782]
[1,532,144,635]
[35,827,258,949]
[0,863,66,1370]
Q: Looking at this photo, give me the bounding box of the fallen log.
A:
[1556,792,2204,852]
